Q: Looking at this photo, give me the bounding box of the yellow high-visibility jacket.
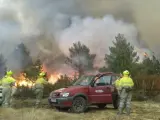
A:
[1,76,16,87]
[115,79,120,88]
[119,76,134,88]
[35,77,48,85]
[34,77,48,89]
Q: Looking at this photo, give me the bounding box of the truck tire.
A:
[113,97,119,109]
[71,96,87,113]
[97,104,106,109]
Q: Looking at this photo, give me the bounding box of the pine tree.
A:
[66,41,96,76]
[105,34,139,73]
[142,55,160,75]
[24,59,42,81]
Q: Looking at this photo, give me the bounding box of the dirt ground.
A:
[0,99,160,120]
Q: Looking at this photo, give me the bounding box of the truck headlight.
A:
[60,92,70,97]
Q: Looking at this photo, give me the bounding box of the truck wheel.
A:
[113,97,119,109]
[97,104,106,109]
[71,96,87,113]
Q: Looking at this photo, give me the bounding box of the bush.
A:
[133,74,160,97]
[43,83,55,98]
[14,86,35,99]
[14,75,74,99]
[53,74,73,90]
[14,84,55,99]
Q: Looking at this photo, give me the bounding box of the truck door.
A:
[89,75,112,103]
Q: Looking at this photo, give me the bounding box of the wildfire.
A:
[16,72,62,87]
[15,73,34,88]
[135,47,149,59]
[41,64,62,84]
[143,52,148,57]
[17,80,34,88]
[15,64,76,87]
[48,73,61,84]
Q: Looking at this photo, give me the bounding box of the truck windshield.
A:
[73,75,94,86]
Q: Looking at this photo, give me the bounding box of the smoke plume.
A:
[58,15,139,67]
[0,0,159,73]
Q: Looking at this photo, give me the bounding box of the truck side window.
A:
[111,76,117,85]
[95,75,111,86]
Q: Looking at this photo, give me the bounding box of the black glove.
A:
[125,87,132,92]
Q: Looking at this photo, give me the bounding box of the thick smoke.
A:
[0,0,158,73]
[84,0,160,56]
[0,0,74,72]
[58,15,142,67]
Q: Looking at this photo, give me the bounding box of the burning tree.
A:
[105,34,139,74]
[66,41,96,76]
[15,73,35,87]
[53,74,72,89]
[24,59,42,81]
[0,54,6,79]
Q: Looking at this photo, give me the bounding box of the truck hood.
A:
[54,86,88,93]
[54,88,66,93]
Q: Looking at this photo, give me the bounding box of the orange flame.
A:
[18,80,34,87]
[48,73,61,84]
[15,64,76,86]
[143,52,148,57]
[16,73,34,88]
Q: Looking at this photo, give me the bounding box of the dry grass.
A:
[0,100,160,120]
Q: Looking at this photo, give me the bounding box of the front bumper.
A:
[48,97,73,108]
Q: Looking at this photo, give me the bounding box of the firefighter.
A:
[1,70,16,107]
[10,85,17,107]
[117,70,134,116]
[33,72,48,107]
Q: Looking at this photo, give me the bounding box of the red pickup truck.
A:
[48,72,120,113]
